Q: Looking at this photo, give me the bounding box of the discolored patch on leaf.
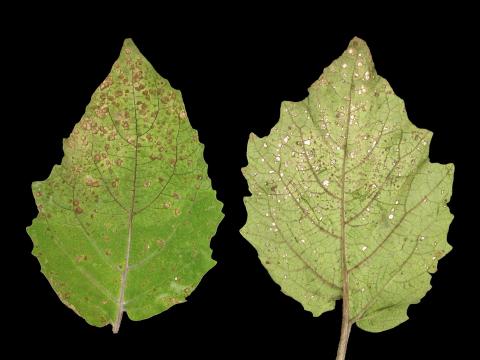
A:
[27,39,223,332]
[241,37,454,339]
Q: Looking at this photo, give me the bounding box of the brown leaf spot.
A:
[114,90,123,97]
[74,206,83,214]
[173,192,180,200]
[100,76,113,90]
[163,202,171,209]
[72,199,80,206]
[94,153,101,162]
[144,180,151,188]
[85,175,100,187]
[156,239,166,248]
[174,208,181,217]
[111,179,119,188]
[35,191,43,197]
[95,105,108,118]
[76,254,88,263]
[105,249,112,256]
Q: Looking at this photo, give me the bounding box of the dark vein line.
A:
[107,108,135,147]
[90,144,128,212]
[345,136,426,224]
[351,234,421,322]
[266,202,341,290]
[43,217,115,302]
[348,172,449,272]
[71,181,115,268]
[138,90,161,137]
[133,115,181,216]
[285,105,341,199]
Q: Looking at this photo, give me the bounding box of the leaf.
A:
[27,39,223,333]
[240,37,454,356]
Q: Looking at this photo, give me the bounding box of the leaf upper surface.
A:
[27,39,223,331]
[241,37,454,332]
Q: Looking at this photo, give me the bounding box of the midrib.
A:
[112,74,139,333]
[336,53,359,358]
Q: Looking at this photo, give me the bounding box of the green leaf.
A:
[27,39,223,333]
[241,37,453,356]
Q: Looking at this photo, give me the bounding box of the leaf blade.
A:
[27,39,223,331]
[241,37,454,332]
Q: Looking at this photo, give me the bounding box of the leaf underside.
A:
[241,37,454,332]
[27,39,223,331]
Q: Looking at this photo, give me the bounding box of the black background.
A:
[5,11,475,359]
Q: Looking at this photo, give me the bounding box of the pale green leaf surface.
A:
[27,39,223,332]
[241,37,454,332]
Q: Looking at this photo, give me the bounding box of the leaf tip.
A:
[121,38,140,55]
[348,36,367,48]
[345,36,372,60]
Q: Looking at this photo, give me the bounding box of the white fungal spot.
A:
[357,61,363,67]
[348,48,354,54]
[269,170,274,174]
[388,214,394,220]
[365,71,370,80]
[275,156,281,161]
[361,245,367,251]
[322,179,330,187]
[283,135,290,143]
[261,158,265,162]
[263,143,268,148]
[300,239,305,244]
[174,277,178,281]
[342,63,348,68]
[304,139,311,145]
